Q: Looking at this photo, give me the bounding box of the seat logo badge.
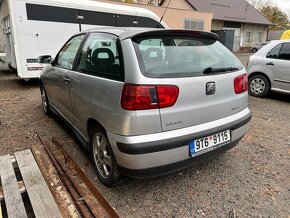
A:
[206,82,216,95]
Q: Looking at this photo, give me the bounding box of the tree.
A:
[260,5,290,30]
[246,0,271,10]
[246,0,290,30]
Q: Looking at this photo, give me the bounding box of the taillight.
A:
[234,73,248,94]
[121,84,179,110]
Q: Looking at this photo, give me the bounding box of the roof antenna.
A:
[157,0,172,28]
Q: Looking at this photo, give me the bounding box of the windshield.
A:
[132,36,243,78]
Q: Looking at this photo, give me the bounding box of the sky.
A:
[275,0,290,19]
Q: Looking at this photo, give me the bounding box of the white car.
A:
[250,41,270,53]
[247,40,290,97]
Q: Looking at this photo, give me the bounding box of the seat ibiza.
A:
[39,28,251,186]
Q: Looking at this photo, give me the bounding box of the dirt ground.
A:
[0,54,289,217]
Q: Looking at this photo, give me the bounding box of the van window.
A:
[266,44,282,59]
[76,33,123,81]
[55,34,85,70]
[132,36,243,78]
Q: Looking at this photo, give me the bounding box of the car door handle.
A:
[266,62,274,66]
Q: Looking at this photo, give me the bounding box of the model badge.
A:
[206,82,216,95]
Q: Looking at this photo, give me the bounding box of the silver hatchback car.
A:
[247,40,290,97]
[39,28,251,186]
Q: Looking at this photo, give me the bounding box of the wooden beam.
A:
[0,155,27,218]
[15,150,62,218]
[0,181,26,201]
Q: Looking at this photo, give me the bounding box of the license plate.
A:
[189,130,231,157]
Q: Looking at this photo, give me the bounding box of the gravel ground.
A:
[0,54,289,217]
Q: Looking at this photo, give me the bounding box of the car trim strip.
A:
[274,79,290,84]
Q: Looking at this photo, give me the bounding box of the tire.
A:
[251,48,258,53]
[248,75,270,97]
[90,126,119,187]
[40,84,52,115]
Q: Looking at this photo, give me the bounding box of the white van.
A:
[0,0,166,79]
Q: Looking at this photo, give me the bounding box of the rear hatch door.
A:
[132,31,248,131]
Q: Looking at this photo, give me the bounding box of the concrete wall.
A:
[268,30,284,40]
[99,0,213,31]
[211,20,224,30]
[212,20,268,50]
[240,23,268,47]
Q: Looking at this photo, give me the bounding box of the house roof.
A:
[186,0,272,25]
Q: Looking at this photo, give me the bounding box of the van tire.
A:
[90,126,119,187]
[248,74,270,97]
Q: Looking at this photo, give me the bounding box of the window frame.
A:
[256,32,262,44]
[52,33,88,70]
[245,32,251,43]
[74,32,125,81]
[278,42,290,61]
[184,19,204,31]
[266,43,282,60]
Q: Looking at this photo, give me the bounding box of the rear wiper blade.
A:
[203,67,240,74]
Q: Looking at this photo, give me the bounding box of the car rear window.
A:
[132,36,243,78]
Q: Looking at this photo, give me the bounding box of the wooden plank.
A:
[15,150,62,218]
[0,155,27,218]
[0,181,26,201]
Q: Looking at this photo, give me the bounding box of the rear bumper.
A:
[107,108,251,178]
[118,137,241,178]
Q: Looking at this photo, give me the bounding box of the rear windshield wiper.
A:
[203,67,240,74]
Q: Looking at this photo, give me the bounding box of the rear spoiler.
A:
[120,29,219,41]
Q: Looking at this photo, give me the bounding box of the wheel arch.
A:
[87,118,106,150]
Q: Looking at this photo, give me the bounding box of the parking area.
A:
[0,53,289,217]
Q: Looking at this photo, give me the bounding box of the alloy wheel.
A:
[250,78,266,95]
[93,132,113,179]
[41,87,48,113]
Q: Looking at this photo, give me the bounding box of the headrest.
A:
[91,48,114,66]
[144,47,163,62]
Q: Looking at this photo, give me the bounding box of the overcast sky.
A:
[275,0,290,19]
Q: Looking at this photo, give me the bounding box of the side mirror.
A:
[38,55,52,64]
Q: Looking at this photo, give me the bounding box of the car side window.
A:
[266,44,282,59]
[54,34,85,70]
[76,33,123,81]
[279,43,290,61]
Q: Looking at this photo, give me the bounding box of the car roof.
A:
[78,27,218,41]
[252,39,290,57]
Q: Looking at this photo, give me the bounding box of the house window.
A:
[184,19,204,31]
[245,32,251,43]
[257,32,262,43]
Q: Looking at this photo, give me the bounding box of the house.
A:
[108,0,272,52]
[185,0,273,52]
[100,0,214,31]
